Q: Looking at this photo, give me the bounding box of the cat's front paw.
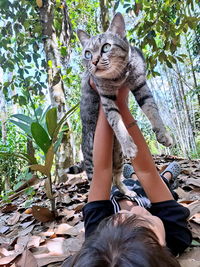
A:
[155,130,173,147]
[122,136,138,159]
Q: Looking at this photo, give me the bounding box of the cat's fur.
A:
[78,13,173,195]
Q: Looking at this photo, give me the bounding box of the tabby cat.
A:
[78,13,173,196]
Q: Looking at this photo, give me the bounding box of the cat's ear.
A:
[77,30,90,46]
[107,13,125,38]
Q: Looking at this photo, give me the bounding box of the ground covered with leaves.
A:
[0,155,200,267]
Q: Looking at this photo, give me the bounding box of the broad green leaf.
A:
[31,122,51,154]
[46,107,57,138]
[40,105,52,124]
[11,114,33,125]
[10,119,32,136]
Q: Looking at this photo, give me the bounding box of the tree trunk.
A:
[0,91,7,144]
[38,0,74,182]
[100,0,110,31]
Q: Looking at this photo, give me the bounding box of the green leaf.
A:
[166,60,173,68]
[18,96,27,106]
[46,107,57,138]
[31,122,51,154]
[10,119,32,136]
[114,0,120,10]
[48,60,53,68]
[168,55,176,64]
[11,114,33,125]
[60,46,67,57]
[176,56,184,63]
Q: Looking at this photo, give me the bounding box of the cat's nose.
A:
[92,57,99,66]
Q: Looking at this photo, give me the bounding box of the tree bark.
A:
[100,0,110,31]
[38,0,74,182]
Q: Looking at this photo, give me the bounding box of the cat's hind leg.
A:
[80,75,100,180]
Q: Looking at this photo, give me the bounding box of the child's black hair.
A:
[62,213,180,267]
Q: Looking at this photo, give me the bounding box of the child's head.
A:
[63,213,180,267]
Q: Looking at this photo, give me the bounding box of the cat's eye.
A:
[85,51,92,60]
[102,43,111,53]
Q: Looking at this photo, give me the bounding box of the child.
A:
[63,85,192,266]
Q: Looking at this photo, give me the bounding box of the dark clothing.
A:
[83,199,192,256]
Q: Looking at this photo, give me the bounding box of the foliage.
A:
[6,105,78,211]
[116,0,200,76]
[0,121,27,192]
[0,0,199,188]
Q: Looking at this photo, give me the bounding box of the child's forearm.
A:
[88,105,114,202]
[117,101,173,203]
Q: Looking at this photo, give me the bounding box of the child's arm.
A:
[88,104,114,202]
[116,86,173,203]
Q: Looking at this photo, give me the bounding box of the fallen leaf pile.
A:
[0,155,199,267]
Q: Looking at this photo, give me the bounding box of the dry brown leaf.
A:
[1,204,17,213]
[15,249,37,267]
[20,220,35,229]
[39,231,55,237]
[178,259,200,267]
[50,233,57,239]
[175,187,190,200]
[189,221,200,239]
[20,213,33,223]
[7,212,21,226]
[14,235,30,253]
[32,206,55,223]
[74,222,84,234]
[27,236,42,249]
[34,254,66,267]
[182,169,192,175]
[0,225,10,234]
[187,178,200,188]
[0,247,16,258]
[30,246,49,256]
[55,223,78,236]
[59,209,75,219]
[188,200,200,217]
[64,236,83,253]
[191,213,200,225]
[18,225,35,237]
[71,203,84,212]
[42,237,70,255]
[178,247,200,261]
[0,253,21,265]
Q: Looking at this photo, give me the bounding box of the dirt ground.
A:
[0,155,200,267]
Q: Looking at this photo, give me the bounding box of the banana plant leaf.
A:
[31,122,52,154]
[46,107,57,138]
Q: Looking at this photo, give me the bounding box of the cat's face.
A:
[78,13,129,79]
